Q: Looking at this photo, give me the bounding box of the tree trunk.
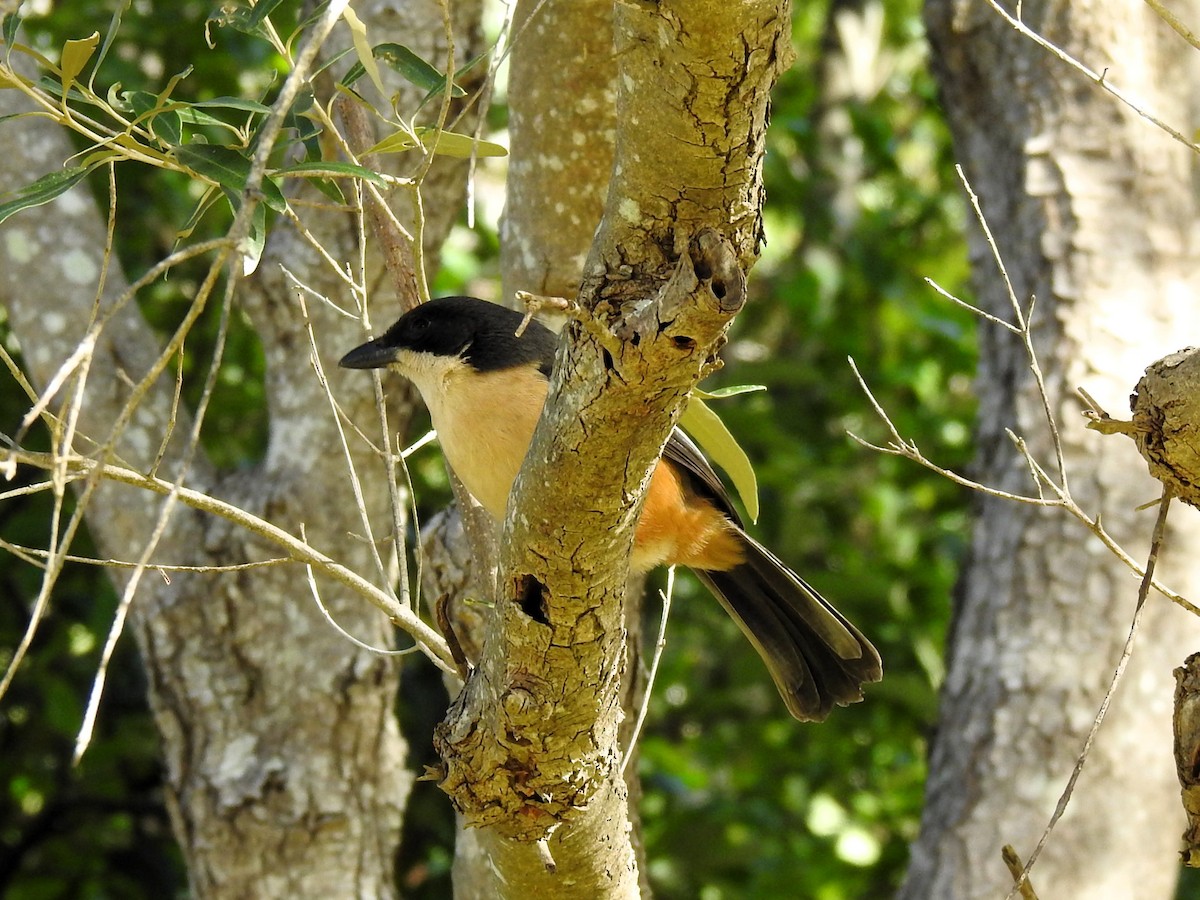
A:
[432,1,793,897]
[0,2,482,895]
[903,1,1200,897]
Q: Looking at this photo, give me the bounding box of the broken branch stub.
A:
[1130,347,1200,508]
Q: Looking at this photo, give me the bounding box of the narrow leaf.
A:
[373,43,464,97]
[243,198,268,275]
[341,6,386,98]
[363,130,420,155]
[243,0,287,31]
[274,161,387,184]
[191,96,273,115]
[174,142,250,189]
[415,127,507,158]
[4,13,23,48]
[679,398,760,523]
[151,109,183,146]
[89,3,126,90]
[207,0,286,38]
[174,143,286,212]
[694,383,767,400]
[0,166,90,226]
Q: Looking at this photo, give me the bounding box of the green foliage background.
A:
[2,1,978,897]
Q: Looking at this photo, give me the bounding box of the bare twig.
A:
[299,523,417,657]
[620,565,676,778]
[982,0,1200,154]
[1144,0,1200,50]
[2,447,457,674]
[1002,845,1041,900]
[847,357,1062,507]
[924,276,1020,333]
[0,536,290,574]
[954,165,1068,492]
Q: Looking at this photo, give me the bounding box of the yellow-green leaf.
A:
[365,127,507,159]
[60,32,99,89]
[679,397,759,523]
[364,130,421,155]
[340,6,386,99]
[415,127,507,158]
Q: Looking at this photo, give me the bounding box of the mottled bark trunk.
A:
[903,1,1200,897]
[0,2,482,895]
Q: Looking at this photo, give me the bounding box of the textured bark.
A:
[902,1,1200,897]
[432,2,792,897]
[0,2,482,896]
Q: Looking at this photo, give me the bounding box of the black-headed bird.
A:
[340,295,881,721]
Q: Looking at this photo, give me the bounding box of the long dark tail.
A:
[694,534,881,722]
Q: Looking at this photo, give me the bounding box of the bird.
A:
[339,295,881,721]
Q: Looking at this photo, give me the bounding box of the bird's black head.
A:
[338,296,558,377]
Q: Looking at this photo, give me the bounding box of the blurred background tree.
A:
[1,1,975,897]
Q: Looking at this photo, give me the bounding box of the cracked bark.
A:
[432,1,793,897]
[901,1,1200,897]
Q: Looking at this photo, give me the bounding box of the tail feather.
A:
[695,534,881,722]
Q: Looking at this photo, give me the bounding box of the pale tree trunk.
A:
[428,1,793,897]
[902,1,1200,897]
[0,1,481,895]
[443,0,625,893]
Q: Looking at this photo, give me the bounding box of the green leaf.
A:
[373,42,464,97]
[174,142,249,187]
[191,96,273,115]
[340,44,465,100]
[120,88,185,146]
[0,166,91,226]
[173,143,286,212]
[339,61,367,90]
[35,73,89,104]
[60,31,100,89]
[4,13,23,48]
[274,161,387,184]
[679,397,759,522]
[694,383,767,400]
[240,0,287,31]
[88,2,125,90]
[151,109,183,146]
[309,177,346,204]
[311,46,353,82]
[236,190,268,275]
[207,0,286,38]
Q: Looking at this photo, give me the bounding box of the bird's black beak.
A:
[339,337,396,370]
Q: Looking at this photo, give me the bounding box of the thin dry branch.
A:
[0,535,290,574]
[1,447,457,675]
[983,0,1200,154]
[1144,0,1200,50]
[620,565,676,778]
